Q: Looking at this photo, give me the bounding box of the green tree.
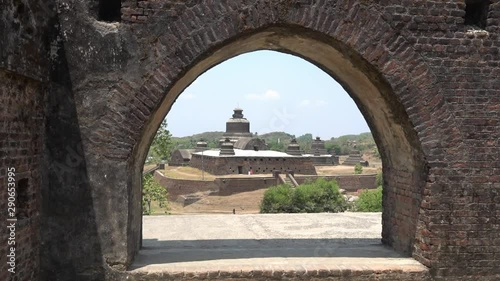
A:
[325,143,341,155]
[297,133,313,152]
[269,141,286,152]
[142,173,168,215]
[148,119,173,163]
[297,133,313,141]
[354,164,363,174]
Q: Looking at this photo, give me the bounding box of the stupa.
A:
[220,108,253,146]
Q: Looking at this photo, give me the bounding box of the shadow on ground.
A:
[131,238,404,268]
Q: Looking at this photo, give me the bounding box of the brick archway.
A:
[131,26,436,258]
[91,1,454,270]
[115,5,461,271]
[36,1,499,280]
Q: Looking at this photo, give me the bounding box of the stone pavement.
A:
[125,213,429,280]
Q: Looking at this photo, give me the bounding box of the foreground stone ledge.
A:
[113,263,430,280]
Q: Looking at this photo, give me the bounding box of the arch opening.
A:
[131,26,428,267]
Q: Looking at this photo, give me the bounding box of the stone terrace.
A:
[121,213,429,280]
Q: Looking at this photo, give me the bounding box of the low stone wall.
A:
[215,177,277,196]
[217,174,377,196]
[155,170,377,199]
[153,171,218,200]
[311,155,339,165]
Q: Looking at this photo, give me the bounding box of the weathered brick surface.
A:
[215,177,278,196]
[0,0,55,80]
[0,0,499,280]
[153,171,218,200]
[189,154,318,175]
[0,70,45,281]
[154,171,377,198]
[216,174,378,196]
[111,264,433,280]
[0,1,55,280]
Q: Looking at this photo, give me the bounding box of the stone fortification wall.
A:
[155,173,377,197]
[153,171,218,200]
[190,154,317,175]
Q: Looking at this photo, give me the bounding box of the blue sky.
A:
[167,50,370,139]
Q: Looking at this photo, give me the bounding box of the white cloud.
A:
[180,93,196,99]
[245,90,280,101]
[299,99,327,107]
[299,99,311,107]
[315,100,327,107]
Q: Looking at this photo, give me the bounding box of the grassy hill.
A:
[171,131,225,149]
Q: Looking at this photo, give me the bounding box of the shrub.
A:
[260,184,294,213]
[354,186,382,212]
[354,164,363,174]
[260,179,348,213]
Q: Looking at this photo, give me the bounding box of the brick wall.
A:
[190,154,317,176]
[153,171,218,200]
[378,1,500,275]
[159,174,377,197]
[217,175,378,196]
[216,177,277,196]
[0,70,45,281]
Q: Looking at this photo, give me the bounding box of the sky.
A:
[167,50,370,139]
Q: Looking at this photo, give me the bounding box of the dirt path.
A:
[169,189,267,214]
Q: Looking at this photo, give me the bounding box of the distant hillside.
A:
[171,131,225,149]
[171,131,378,158]
[326,132,377,156]
[259,131,294,141]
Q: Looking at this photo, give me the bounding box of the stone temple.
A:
[220,108,259,146]
[342,149,369,166]
[303,137,340,165]
[171,108,338,174]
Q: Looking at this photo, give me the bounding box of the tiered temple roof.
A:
[220,108,253,145]
[311,137,328,156]
[286,139,303,156]
[219,138,235,155]
[342,150,367,166]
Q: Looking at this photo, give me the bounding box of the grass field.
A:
[163,166,216,180]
